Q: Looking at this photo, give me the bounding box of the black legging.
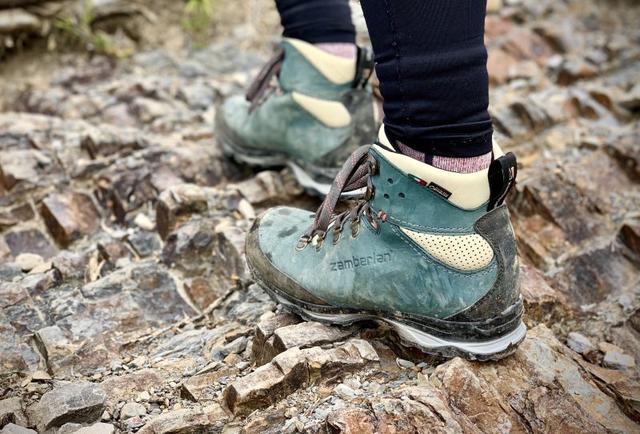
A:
[275,0,492,158]
[275,0,356,44]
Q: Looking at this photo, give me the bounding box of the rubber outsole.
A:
[216,124,370,197]
[256,282,526,361]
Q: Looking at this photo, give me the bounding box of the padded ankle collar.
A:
[374,126,503,210]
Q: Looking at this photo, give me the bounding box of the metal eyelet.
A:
[296,235,310,251]
[369,158,379,176]
[332,228,342,245]
[350,220,360,238]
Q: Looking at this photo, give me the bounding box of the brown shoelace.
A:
[245,48,285,113]
[297,145,380,250]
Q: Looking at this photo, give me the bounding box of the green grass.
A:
[54,0,133,58]
[182,0,216,46]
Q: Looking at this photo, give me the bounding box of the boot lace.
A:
[245,48,285,113]
[297,145,383,251]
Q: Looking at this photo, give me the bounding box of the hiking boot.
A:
[216,38,379,196]
[246,128,526,360]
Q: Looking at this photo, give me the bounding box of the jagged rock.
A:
[327,385,473,434]
[138,405,226,434]
[556,58,599,85]
[34,325,74,373]
[0,149,59,191]
[567,332,596,356]
[180,367,239,402]
[29,382,107,432]
[3,229,57,258]
[40,193,101,247]
[487,48,519,85]
[13,253,43,272]
[100,370,164,407]
[68,423,115,434]
[212,222,248,283]
[56,423,84,434]
[271,321,355,354]
[127,230,162,257]
[0,9,40,34]
[155,184,208,240]
[0,203,34,231]
[603,352,636,371]
[0,397,27,427]
[224,339,378,416]
[0,424,36,434]
[120,402,146,420]
[431,325,638,433]
[619,84,640,112]
[252,312,301,366]
[231,170,302,205]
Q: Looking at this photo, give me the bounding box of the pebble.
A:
[396,358,415,369]
[134,213,155,231]
[120,402,147,420]
[567,332,595,355]
[14,253,44,271]
[333,384,357,400]
[0,424,37,434]
[598,342,624,354]
[602,352,636,371]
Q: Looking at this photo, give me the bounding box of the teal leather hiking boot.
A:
[216,38,379,196]
[246,129,526,360]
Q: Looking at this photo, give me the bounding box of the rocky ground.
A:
[1,0,640,433]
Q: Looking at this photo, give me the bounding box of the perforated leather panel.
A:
[401,228,494,271]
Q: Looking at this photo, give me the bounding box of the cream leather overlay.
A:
[292,92,351,128]
[374,126,505,210]
[286,38,356,85]
[401,228,494,271]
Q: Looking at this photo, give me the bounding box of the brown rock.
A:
[180,367,238,402]
[100,369,164,407]
[231,170,301,205]
[252,312,301,366]
[3,229,57,258]
[502,29,554,64]
[0,150,55,191]
[0,203,35,230]
[34,325,75,375]
[574,357,640,422]
[29,382,106,432]
[224,348,307,416]
[431,325,638,433]
[272,321,355,354]
[138,405,226,434]
[557,58,599,85]
[155,184,208,240]
[487,48,519,85]
[327,385,473,434]
[0,397,27,427]
[40,193,101,247]
[224,339,378,416]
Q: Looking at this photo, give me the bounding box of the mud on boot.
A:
[216,38,379,196]
[246,128,525,361]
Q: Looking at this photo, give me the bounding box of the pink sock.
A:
[314,42,357,59]
[396,142,492,174]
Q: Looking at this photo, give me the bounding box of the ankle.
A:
[394,142,492,174]
[314,42,357,59]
